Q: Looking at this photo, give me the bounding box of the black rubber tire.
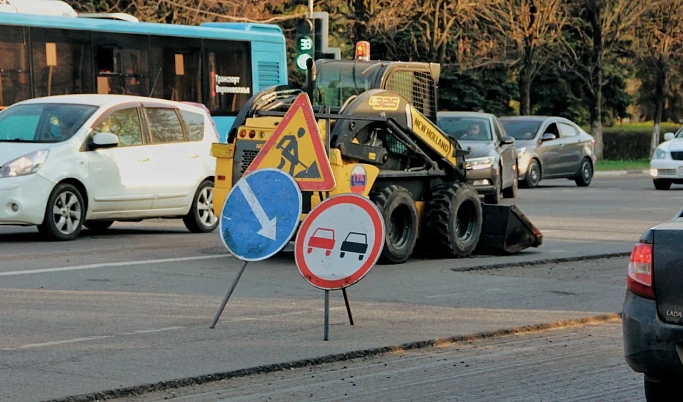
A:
[502,163,518,199]
[84,220,114,233]
[423,182,483,258]
[370,185,419,264]
[38,183,85,241]
[645,378,676,402]
[523,159,541,188]
[653,179,672,190]
[575,158,593,187]
[183,180,219,233]
[484,174,502,204]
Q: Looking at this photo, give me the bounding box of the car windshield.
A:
[437,116,492,141]
[676,127,683,138]
[499,119,542,140]
[0,103,98,143]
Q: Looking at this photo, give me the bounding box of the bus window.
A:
[93,33,149,96]
[30,28,93,98]
[149,36,201,103]
[203,40,251,116]
[0,26,30,108]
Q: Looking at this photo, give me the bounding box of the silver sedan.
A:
[499,116,596,188]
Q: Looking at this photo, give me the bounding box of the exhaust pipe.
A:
[476,204,543,254]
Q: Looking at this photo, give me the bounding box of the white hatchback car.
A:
[651,129,683,190]
[0,95,219,240]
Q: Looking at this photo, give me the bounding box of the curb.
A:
[595,169,648,177]
[450,252,631,272]
[45,314,623,402]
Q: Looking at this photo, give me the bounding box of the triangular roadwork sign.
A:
[244,93,336,191]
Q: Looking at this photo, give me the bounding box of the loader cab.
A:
[311,59,441,123]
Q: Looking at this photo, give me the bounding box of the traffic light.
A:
[295,18,315,70]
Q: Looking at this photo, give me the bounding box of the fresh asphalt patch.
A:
[45,256,628,402]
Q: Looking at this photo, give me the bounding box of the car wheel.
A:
[84,220,114,233]
[653,179,672,190]
[575,158,593,187]
[502,164,518,199]
[370,185,419,264]
[38,183,85,241]
[484,174,502,204]
[524,159,541,188]
[183,180,219,233]
[645,378,676,402]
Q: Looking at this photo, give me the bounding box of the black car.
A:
[622,207,683,401]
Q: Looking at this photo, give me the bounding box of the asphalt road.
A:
[107,320,642,402]
[0,174,678,401]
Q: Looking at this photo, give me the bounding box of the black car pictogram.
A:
[340,232,368,260]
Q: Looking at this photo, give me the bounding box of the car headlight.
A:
[517,147,527,157]
[465,156,494,170]
[653,148,667,160]
[0,150,50,178]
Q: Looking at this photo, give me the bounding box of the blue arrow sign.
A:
[219,168,302,261]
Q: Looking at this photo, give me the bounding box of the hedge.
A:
[602,124,680,160]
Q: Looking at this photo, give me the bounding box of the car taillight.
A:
[239,129,247,138]
[627,243,654,299]
[248,130,256,139]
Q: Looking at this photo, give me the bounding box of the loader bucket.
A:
[476,204,543,254]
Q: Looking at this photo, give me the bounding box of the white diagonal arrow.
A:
[237,179,277,240]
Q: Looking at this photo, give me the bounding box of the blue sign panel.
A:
[220,168,302,261]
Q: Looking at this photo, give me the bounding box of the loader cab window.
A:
[313,62,382,107]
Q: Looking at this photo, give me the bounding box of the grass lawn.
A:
[597,159,649,171]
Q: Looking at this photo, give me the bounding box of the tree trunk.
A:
[352,0,367,44]
[590,93,604,160]
[518,63,533,115]
[589,1,604,160]
[651,58,667,157]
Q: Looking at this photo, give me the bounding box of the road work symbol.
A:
[244,93,335,191]
[219,168,302,262]
[276,127,321,179]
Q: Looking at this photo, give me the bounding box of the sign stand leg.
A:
[324,290,330,341]
[210,260,249,329]
[342,287,354,326]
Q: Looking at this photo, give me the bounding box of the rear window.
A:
[0,103,97,143]
[146,108,184,143]
[180,110,205,142]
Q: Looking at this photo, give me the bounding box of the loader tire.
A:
[370,185,419,264]
[423,182,482,258]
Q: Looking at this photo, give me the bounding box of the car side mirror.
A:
[500,136,515,145]
[89,132,119,149]
[664,132,675,141]
[541,133,557,141]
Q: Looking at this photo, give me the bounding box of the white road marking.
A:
[0,254,232,277]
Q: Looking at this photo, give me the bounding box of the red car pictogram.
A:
[307,228,336,256]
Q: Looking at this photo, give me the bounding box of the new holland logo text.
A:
[413,116,451,154]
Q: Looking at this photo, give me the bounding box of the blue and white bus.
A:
[0,1,288,141]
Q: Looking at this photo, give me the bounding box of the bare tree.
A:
[479,0,567,116]
[635,0,683,156]
[559,0,649,160]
